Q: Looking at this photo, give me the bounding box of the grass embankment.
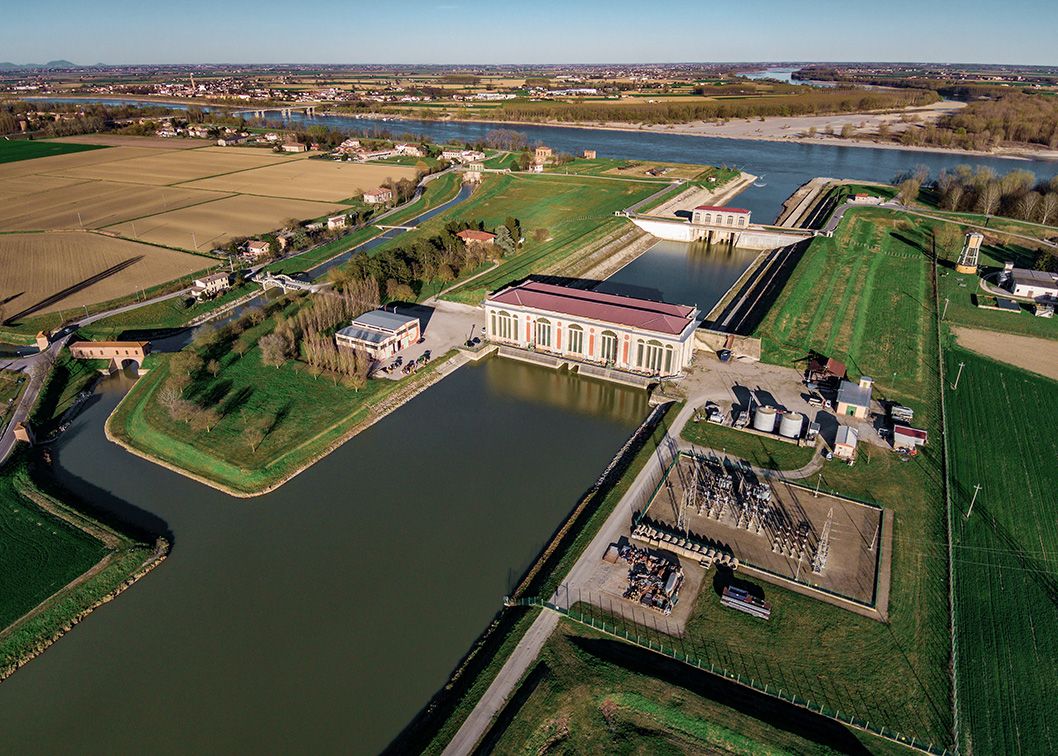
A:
[943,348,1058,754]
[265,171,462,275]
[106,308,450,495]
[418,173,659,304]
[487,621,907,755]
[545,157,735,184]
[0,369,28,432]
[0,454,161,680]
[681,421,816,471]
[29,352,103,431]
[0,140,107,164]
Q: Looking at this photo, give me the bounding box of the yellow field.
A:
[50,134,208,149]
[46,149,290,186]
[106,194,346,250]
[0,181,231,231]
[181,159,419,202]
[0,175,88,202]
[198,145,315,158]
[0,146,164,180]
[0,232,211,319]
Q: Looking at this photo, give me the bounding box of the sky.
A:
[2,0,1056,66]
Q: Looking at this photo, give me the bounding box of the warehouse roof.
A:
[487,281,696,336]
[350,310,419,333]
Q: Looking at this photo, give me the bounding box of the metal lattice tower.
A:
[956,232,983,274]
[812,507,834,575]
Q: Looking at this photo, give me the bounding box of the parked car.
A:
[806,393,824,407]
[717,348,732,362]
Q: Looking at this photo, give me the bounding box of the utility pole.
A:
[942,297,950,320]
[814,471,822,498]
[966,484,983,520]
[951,362,966,391]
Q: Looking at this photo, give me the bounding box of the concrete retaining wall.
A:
[631,217,811,250]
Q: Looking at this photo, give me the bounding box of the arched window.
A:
[493,310,517,341]
[567,324,584,354]
[599,330,618,363]
[703,213,712,224]
[638,339,666,374]
[726,215,734,226]
[739,216,747,227]
[534,318,551,348]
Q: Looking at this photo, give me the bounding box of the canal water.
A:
[0,359,648,755]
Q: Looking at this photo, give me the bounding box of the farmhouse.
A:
[216,133,249,146]
[849,193,884,205]
[327,214,348,231]
[836,376,874,419]
[485,280,699,377]
[281,142,308,153]
[690,205,751,228]
[834,425,858,460]
[335,310,421,360]
[246,239,271,258]
[338,138,361,152]
[583,149,597,159]
[395,143,424,157]
[534,145,554,164]
[363,187,394,205]
[456,229,496,250]
[191,272,231,299]
[1002,263,1058,302]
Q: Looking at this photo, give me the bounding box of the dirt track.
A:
[953,326,1058,381]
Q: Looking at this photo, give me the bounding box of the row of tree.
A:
[916,94,1058,150]
[931,165,1058,225]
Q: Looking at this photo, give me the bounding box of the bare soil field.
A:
[106,194,345,250]
[181,159,419,202]
[0,175,88,203]
[953,326,1058,381]
[0,231,210,319]
[46,149,289,186]
[0,182,231,231]
[198,145,314,159]
[50,134,208,149]
[0,146,163,180]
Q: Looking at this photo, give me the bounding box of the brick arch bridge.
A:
[69,341,150,374]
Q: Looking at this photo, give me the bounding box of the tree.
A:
[1040,192,1058,226]
[206,359,221,378]
[157,382,183,412]
[933,223,964,262]
[241,415,270,454]
[493,225,516,257]
[975,181,1001,215]
[258,333,289,368]
[897,178,921,206]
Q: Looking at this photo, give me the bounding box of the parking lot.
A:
[372,301,484,381]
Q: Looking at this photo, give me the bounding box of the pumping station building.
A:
[484,280,699,377]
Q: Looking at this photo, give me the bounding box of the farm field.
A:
[106,194,346,250]
[51,133,209,149]
[181,159,420,202]
[0,139,106,164]
[0,146,164,180]
[0,231,211,321]
[952,326,1058,380]
[47,148,289,186]
[0,181,231,231]
[0,174,91,203]
[409,173,659,304]
[944,348,1058,755]
[487,621,905,755]
[0,464,108,629]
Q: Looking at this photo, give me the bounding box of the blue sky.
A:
[2,0,1055,65]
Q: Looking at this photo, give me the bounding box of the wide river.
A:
[4,110,1058,752]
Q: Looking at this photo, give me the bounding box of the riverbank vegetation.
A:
[0,454,163,681]
[105,290,448,494]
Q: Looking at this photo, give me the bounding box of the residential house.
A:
[191,272,232,299]
[281,142,308,153]
[327,214,348,231]
[335,310,421,360]
[245,240,271,258]
[363,187,394,205]
[456,229,496,250]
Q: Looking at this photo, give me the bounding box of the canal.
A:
[0,359,648,754]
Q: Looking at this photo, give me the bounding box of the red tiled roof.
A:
[487,281,696,336]
[694,205,749,213]
[894,425,928,441]
[456,229,496,241]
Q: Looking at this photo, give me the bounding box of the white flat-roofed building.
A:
[485,280,699,377]
[1004,264,1058,302]
[335,310,421,360]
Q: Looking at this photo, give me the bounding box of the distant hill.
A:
[0,60,80,70]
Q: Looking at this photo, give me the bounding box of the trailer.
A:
[720,585,772,620]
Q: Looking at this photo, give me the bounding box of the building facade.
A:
[191,272,231,299]
[484,281,699,377]
[363,187,394,204]
[690,205,750,228]
[335,310,421,360]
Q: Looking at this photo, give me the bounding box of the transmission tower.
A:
[812,507,835,575]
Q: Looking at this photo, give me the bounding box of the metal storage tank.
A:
[779,412,803,439]
[753,406,778,433]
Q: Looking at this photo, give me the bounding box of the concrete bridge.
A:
[235,105,319,119]
[257,273,327,294]
[68,340,150,374]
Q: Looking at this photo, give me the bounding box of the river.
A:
[4,108,1058,751]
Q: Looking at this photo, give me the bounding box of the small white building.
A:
[485,280,699,377]
[246,240,271,258]
[395,143,424,157]
[1004,263,1058,302]
[363,187,394,205]
[335,310,421,360]
[281,142,308,153]
[327,214,348,231]
[191,272,231,299]
[834,426,858,460]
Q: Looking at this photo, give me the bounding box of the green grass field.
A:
[419,173,659,304]
[944,348,1058,754]
[0,465,107,628]
[681,421,816,471]
[487,621,906,755]
[0,140,107,164]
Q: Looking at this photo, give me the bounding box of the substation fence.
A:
[505,596,953,756]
